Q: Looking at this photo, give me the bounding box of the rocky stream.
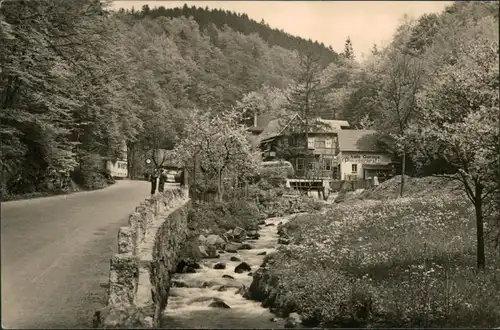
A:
[161,216,293,328]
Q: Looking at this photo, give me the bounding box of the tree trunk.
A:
[399,151,406,198]
[192,156,197,186]
[217,168,223,202]
[127,143,134,179]
[304,118,309,178]
[474,184,486,270]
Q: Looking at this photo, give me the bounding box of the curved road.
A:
[1,180,158,329]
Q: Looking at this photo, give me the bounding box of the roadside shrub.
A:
[187,198,261,234]
[266,195,500,328]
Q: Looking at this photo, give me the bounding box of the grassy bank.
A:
[258,180,500,328]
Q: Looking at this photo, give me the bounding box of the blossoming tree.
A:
[174,107,260,201]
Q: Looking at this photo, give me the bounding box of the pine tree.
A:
[285,52,328,178]
[343,36,355,60]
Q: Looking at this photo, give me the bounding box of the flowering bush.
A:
[268,195,500,327]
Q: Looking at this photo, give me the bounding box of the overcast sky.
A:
[111,1,452,60]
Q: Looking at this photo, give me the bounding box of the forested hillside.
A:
[119,4,340,66]
[0,0,330,198]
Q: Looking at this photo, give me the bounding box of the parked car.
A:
[166,170,178,183]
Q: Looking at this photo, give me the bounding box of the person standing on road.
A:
[150,168,159,195]
[179,169,185,187]
[158,168,167,193]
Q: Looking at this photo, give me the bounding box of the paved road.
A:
[1,180,171,329]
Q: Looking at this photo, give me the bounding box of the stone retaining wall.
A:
[97,188,190,328]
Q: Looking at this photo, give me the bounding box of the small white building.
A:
[336,130,393,181]
[103,141,128,178]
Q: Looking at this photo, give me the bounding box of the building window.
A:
[307,137,315,149]
[322,158,333,171]
[333,166,339,178]
[325,138,333,148]
[315,139,325,148]
[308,160,315,170]
[351,164,358,173]
[297,158,305,170]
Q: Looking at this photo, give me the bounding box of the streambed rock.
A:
[199,245,220,258]
[225,243,239,253]
[285,313,303,328]
[238,243,253,250]
[205,234,226,249]
[176,259,201,273]
[171,280,189,288]
[235,284,249,298]
[235,262,252,273]
[230,256,241,262]
[213,262,226,270]
[201,280,222,288]
[247,230,260,239]
[217,285,229,292]
[208,298,231,309]
[222,274,235,279]
[232,227,247,242]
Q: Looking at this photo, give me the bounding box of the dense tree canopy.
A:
[0,0,313,196]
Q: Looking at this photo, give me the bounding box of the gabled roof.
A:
[247,114,273,133]
[337,129,380,152]
[258,113,303,142]
[315,118,350,131]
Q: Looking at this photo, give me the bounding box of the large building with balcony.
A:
[257,114,349,179]
[251,114,395,191]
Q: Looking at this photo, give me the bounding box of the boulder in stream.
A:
[176,259,201,273]
[285,313,303,328]
[198,245,209,258]
[234,262,252,273]
[205,234,226,249]
[222,274,234,280]
[232,227,247,242]
[247,230,260,239]
[171,280,189,288]
[230,256,241,262]
[258,219,266,225]
[183,266,197,273]
[235,284,249,298]
[239,243,253,250]
[199,245,220,259]
[225,243,239,253]
[265,223,275,227]
[208,298,230,309]
[257,251,267,256]
[213,262,226,270]
[224,229,234,241]
[217,285,228,292]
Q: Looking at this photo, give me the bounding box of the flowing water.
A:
[161,216,288,328]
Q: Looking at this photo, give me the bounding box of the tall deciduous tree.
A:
[404,25,499,269]
[376,20,425,197]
